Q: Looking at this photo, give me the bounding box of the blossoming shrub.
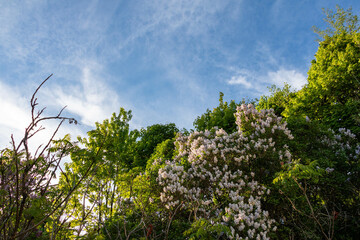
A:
[234,104,294,183]
[157,104,295,239]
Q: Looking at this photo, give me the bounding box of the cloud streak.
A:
[50,65,123,127]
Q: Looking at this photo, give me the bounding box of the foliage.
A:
[98,172,163,240]
[257,83,295,117]
[193,92,255,133]
[183,218,230,240]
[273,122,360,240]
[134,123,179,168]
[57,109,140,238]
[157,104,297,239]
[313,5,360,39]
[284,6,360,137]
[145,138,177,191]
[80,108,139,170]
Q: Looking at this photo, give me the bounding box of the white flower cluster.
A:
[235,104,293,164]
[157,104,295,239]
[235,104,293,140]
[158,162,274,239]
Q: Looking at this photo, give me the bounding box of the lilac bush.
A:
[157,104,294,239]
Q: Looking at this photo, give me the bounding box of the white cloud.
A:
[0,80,86,150]
[51,65,122,126]
[268,68,307,90]
[0,81,30,131]
[227,75,252,88]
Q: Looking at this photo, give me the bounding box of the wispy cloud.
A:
[0,0,127,126]
[49,65,123,126]
[1,0,351,134]
[103,0,241,129]
[0,79,85,149]
[224,38,308,96]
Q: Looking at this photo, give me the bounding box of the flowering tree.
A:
[157,104,294,239]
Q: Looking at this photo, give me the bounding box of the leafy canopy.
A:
[284,6,360,136]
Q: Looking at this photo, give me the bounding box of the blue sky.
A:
[1,0,360,147]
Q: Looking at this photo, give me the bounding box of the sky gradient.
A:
[1,0,360,148]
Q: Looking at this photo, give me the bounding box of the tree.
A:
[59,109,139,237]
[157,104,293,239]
[273,124,360,239]
[313,5,360,39]
[257,83,295,117]
[134,123,179,168]
[0,75,95,240]
[284,6,360,137]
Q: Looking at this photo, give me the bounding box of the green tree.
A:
[145,138,177,185]
[284,6,360,136]
[257,83,295,117]
[59,109,140,237]
[134,123,179,168]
